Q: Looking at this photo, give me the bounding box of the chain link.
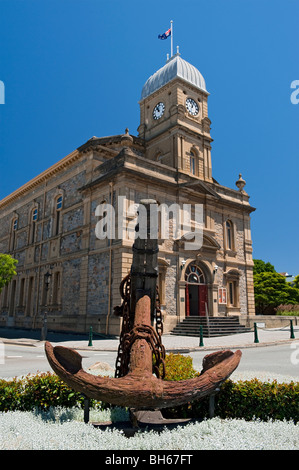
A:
[114,273,165,379]
[114,273,131,378]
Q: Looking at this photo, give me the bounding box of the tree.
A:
[293,275,299,290]
[0,254,18,292]
[254,271,299,314]
[253,259,276,275]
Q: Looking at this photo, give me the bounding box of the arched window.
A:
[185,263,205,284]
[225,220,233,250]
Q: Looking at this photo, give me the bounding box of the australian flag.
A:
[158,28,171,40]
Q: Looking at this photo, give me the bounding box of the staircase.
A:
[170,316,251,338]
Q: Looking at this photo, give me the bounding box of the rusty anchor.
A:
[45,200,241,414]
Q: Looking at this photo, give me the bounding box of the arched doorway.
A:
[185,263,208,316]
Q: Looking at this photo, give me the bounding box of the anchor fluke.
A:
[45,340,241,410]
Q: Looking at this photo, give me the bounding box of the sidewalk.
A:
[1,325,298,353]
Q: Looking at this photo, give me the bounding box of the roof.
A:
[141,52,208,100]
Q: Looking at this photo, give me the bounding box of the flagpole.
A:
[170,20,173,57]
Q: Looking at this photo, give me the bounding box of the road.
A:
[1,342,299,380]
[0,343,118,378]
[188,344,299,379]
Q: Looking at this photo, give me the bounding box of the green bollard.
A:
[254,322,259,343]
[88,326,93,346]
[199,324,204,347]
[290,320,295,339]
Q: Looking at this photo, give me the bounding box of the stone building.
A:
[0,51,255,335]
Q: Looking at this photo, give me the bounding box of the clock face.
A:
[186,98,199,116]
[153,102,165,120]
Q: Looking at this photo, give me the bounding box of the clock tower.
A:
[138,49,213,182]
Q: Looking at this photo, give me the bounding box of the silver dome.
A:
[141,53,207,100]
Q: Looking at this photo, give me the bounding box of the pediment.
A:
[179,179,220,199]
[202,233,221,249]
[175,231,220,252]
[224,268,241,279]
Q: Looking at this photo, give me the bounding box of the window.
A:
[54,195,63,236]
[26,276,34,316]
[30,208,38,244]
[157,261,168,306]
[19,278,26,307]
[225,269,240,309]
[228,281,236,306]
[1,285,8,308]
[190,151,196,175]
[52,271,61,305]
[185,263,205,284]
[56,195,63,210]
[225,220,233,250]
[10,217,18,250]
[42,276,49,305]
[9,280,17,316]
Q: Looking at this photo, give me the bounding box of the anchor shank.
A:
[129,292,153,376]
[130,199,158,327]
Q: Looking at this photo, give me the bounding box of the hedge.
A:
[1,354,298,423]
[163,378,299,423]
[0,373,103,412]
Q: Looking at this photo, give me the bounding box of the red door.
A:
[198,285,208,316]
[185,284,190,316]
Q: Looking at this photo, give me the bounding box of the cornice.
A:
[0,149,80,210]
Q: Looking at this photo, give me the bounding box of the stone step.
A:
[170,316,251,337]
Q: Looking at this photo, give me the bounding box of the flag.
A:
[158,28,171,40]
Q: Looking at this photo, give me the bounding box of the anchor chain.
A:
[114,273,165,379]
[114,273,131,378]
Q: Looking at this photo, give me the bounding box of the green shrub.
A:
[164,378,299,423]
[216,378,299,423]
[275,304,299,316]
[0,373,103,412]
[276,310,299,317]
[161,353,200,381]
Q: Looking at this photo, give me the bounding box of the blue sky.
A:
[0,0,298,275]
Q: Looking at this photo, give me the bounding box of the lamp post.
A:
[41,271,52,341]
